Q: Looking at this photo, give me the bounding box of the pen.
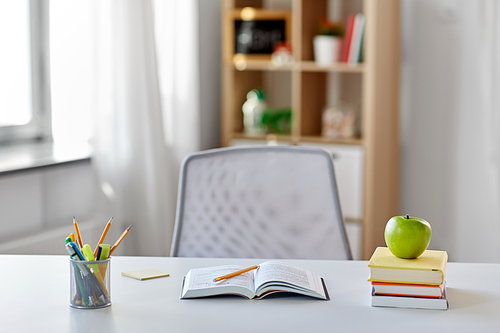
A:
[69,242,85,260]
[74,261,102,306]
[93,217,113,258]
[65,243,90,306]
[213,265,259,282]
[65,241,81,300]
[96,246,102,261]
[73,217,84,249]
[109,225,132,255]
[66,242,81,260]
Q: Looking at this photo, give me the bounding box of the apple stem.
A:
[406,214,410,219]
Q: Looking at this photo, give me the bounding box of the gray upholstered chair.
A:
[170,146,352,260]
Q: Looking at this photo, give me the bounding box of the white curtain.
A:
[450,0,500,262]
[401,0,500,262]
[482,2,500,214]
[91,0,200,256]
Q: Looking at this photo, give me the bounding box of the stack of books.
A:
[367,247,449,310]
[340,13,365,64]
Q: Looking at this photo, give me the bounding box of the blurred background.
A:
[0,0,499,262]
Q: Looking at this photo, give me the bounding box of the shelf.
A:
[232,59,294,71]
[231,132,294,143]
[299,135,363,146]
[230,132,362,147]
[222,0,401,260]
[298,61,365,73]
[230,59,365,73]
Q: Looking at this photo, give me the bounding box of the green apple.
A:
[384,215,432,259]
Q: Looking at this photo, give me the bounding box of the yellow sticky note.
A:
[121,268,170,281]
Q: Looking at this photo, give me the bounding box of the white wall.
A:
[400,0,500,262]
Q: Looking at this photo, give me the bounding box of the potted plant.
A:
[313,17,344,65]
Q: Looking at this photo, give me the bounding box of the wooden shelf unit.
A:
[221,0,400,259]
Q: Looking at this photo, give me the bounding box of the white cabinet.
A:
[300,143,364,220]
[301,143,364,260]
[230,140,364,220]
[345,221,362,260]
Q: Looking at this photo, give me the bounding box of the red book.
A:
[340,15,356,62]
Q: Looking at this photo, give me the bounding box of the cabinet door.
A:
[300,143,364,220]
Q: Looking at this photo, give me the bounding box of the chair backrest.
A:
[170,146,352,260]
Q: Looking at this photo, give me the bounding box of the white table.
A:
[1,255,500,332]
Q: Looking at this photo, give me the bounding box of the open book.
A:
[180,261,329,300]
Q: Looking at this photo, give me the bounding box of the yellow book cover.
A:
[367,247,448,285]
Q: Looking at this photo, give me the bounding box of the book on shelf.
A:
[367,247,448,285]
[372,281,445,298]
[180,261,329,300]
[357,24,365,63]
[340,14,356,62]
[347,13,365,64]
[371,287,448,310]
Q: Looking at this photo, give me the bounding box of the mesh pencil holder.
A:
[69,258,111,309]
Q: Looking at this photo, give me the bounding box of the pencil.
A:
[93,217,113,258]
[109,225,132,255]
[73,217,83,249]
[213,265,259,282]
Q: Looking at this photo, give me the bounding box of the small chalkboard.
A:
[227,9,292,61]
[234,20,286,54]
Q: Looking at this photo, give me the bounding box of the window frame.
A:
[0,0,52,144]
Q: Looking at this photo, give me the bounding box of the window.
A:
[0,0,51,143]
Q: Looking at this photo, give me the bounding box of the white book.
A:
[371,287,448,310]
[180,261,329,300]
[348,13,365,64]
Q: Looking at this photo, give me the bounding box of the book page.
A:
[254,261,326,299]
[184,265,255,294]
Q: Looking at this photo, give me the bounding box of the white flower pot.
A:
[313,35,342,65]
